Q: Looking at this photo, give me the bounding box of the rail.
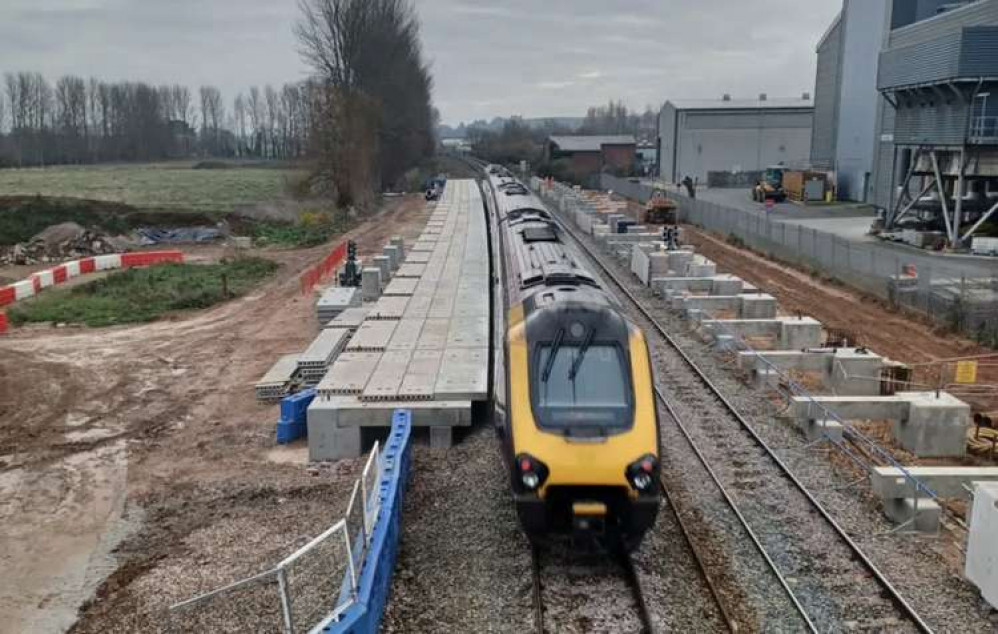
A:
[536,179,934,632]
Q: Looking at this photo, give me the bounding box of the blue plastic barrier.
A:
[325,409,413,633]
[276,389,316,444]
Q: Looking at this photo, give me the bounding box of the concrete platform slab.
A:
[395,263,426,278]
[435,347,488,400]
[386,318,424,351]
[361,350,413,401]
[328,306,371,331]
[317,352,382,395]
[345,320,397,352]
[406,252,431,264]
[368,295,410,320]
[398,349,443,400]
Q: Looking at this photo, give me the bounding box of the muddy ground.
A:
[0,195,430,633]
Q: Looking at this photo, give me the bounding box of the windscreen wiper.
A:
[568,327,595,380]
[541,328,565,383]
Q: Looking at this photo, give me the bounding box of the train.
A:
[482,165,661,551]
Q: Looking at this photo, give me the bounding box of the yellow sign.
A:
[955,360,978,385]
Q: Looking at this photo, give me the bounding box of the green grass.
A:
[251,211,354,248]
[7,258,278,327]
[0,161,307,217]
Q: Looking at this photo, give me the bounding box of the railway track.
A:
[549,200,934,633]
[531,545,654,634]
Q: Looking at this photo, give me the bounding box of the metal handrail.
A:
[169,442,386,634]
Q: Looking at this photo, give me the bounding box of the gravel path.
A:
[551,202,997,633]
[382,425,533,633]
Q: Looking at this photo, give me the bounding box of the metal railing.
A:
[169,442,383,634]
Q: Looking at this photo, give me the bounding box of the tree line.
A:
[0,71,321,167]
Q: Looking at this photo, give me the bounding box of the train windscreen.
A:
[533,344,633,434]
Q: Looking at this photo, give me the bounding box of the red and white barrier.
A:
[0,250,184,334]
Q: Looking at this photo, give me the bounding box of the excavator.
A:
[752,166,787,203]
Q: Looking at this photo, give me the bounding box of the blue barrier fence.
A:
[277,389,316,444]
[322,409,413,633]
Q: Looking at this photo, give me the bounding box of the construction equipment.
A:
[339,240,362,287]
[643,189,678,225]
[752,166,787,203]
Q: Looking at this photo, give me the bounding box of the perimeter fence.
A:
[602,174,998,345]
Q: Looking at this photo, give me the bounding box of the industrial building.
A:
[544,135,636,184]
[810,1,982,204]
[656,96,814,185]
[811,1,891,201]
[872,0,998,246]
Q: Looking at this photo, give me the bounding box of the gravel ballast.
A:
[553,204,997,633]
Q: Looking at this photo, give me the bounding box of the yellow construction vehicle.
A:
[752,166,787,203]
[643,189,678,225]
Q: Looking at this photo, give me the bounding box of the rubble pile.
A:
[0,222,123,265]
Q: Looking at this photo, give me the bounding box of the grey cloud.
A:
[0,0,840,125]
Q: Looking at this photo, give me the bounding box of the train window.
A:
[533,344,633,433]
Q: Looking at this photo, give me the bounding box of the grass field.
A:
[0,161,307,216]
[7,258,279,327]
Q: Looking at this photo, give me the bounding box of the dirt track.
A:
[0,196,429,633]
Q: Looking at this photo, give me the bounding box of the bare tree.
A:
[296,0,435,202]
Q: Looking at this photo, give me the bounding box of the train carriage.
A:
[483,166,661,550]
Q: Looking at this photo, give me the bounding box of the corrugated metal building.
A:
[657,97,814,184]
[873,0,998,245]
[811,0,891,201]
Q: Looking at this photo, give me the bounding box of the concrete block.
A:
[711,276,744,296]
[872,467,998,500]
[802,419,844,443]
[329,306,371,331]
[829,349,885,396]
[430,426,454,449]
[307,412,362,460]
[779,318,824,349]
[667,251,694,275]
[740,294,778,319]
[895,391,970,458]
[686,262,717,278]
[883,496,941,533]
[713,334,737,351]
[362,267,382,302]
[383,245,401,271]
[391,236,405,254]
[373,255,391,284]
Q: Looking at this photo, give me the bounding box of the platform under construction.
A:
[307,180,490,459]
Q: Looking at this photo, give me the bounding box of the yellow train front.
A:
[484,168,660,551]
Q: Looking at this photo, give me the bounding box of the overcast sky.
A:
[1,0,842,126]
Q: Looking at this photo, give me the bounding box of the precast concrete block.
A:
[686,262,717,278]
[779,318,823,349]
[713,334,737,352]
[373,255,391,285]
[829,350,885,396]
[430,426,454,449]
[895,391,971,458]
[883,496,941,533]
[308,401,363,460]
[362,267,382,302]
[383,245,401,271]
[740,294,777,319]
[391,236,405,254]
[711,276,744,296]
[802,419,844,443]
[667,251,694,275]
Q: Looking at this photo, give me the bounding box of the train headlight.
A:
[626,455,659,493]
[515,454,549,493]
